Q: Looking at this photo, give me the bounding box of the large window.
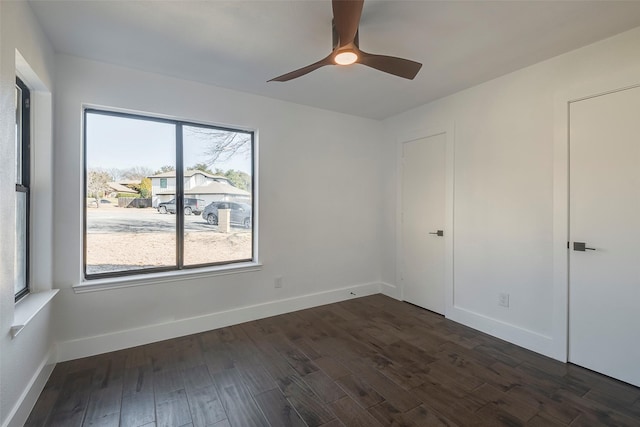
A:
[84,109,254,279]
[15,77,30,300]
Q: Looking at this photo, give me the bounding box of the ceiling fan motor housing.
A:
[332,19,359,49]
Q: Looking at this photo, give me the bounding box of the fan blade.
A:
[357,50,422,80]
[332,0,364,46]
[268,54,334,82]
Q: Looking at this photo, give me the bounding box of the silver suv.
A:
[202,202,252,229]
[157,198,205,215]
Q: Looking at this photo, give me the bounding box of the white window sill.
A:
[11,289,59,338]
[73,261,263,294]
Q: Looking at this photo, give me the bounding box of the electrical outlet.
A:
[274,276,283,288]
[498,293,510,308]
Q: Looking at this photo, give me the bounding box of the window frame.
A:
[15,77,31,302]
[82,108,256,280]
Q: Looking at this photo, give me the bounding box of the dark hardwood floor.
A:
[26,295,640,426]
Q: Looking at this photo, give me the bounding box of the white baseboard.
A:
[380,282,400,300]
[2,347,56,427]
[57,282,382,362]
[448,305,557,360]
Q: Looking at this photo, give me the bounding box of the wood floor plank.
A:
[411,382,483,426]
[155,389,192,427]
[120,390,155,427]
[526,413,565,427]
[84,412,120,426]
[26,295,640,427]
[335,374,384,409]
[506,383,581,424]
[48,368,94,427]
[123,366,154,397]
[182,365,213,391]
[213,368,269,427]
[153,368,185,399]
[553,388,640,427]
[175,336,206,370]
[24,388,59,427]
[125,345,150,369]
[329,396,383,427]
[278,374,336,426]
[303,369,347,403]
[313,357,351,380]
[474,402,527,427]
[83,385,123,425]
[253,388,307,427]
[236,361,278,395]
[369,401,457,427]
[337,359,421,412]
[467,383,537,423]
[185,384,226,427]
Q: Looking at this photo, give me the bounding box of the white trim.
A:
[552,65,640,362]
[380,282,400,300]
[448,305,555,358]
[74,262,262,293]
[58,282,382,362]
[2,346,56,427]
[11,290,59,338]
[395,124,455,316]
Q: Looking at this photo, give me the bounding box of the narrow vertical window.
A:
[15,77,30,301]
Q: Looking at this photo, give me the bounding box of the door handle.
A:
[429,230,444,237]
[573,242,596,251]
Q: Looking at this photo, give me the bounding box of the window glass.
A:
[182,125,253,266]
[15,85,23,184]
[15,192,27,295]
[15,78,29,300]
[85,112,176,276]
[84,110,254,279]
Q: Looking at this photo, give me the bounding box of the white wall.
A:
[382,26,640,360]
[52,55,386,360]
[0,2,56,426]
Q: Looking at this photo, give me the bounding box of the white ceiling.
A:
[28,0,640,120]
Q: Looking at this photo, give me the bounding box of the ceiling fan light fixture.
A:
[334,50,358,65]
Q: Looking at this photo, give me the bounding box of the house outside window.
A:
[84,109,254,279]
[15,77,30,301]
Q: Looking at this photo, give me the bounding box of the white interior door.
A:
[569,85,640,387]
[401,134,446,314]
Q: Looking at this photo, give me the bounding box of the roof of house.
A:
[157,180,250,196]
[107,182,137,194]
[117,179,141,186]
[149,169,227,180]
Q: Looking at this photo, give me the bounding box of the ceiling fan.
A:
[268,0,422,82]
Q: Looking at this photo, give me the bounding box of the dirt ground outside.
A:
[85,206,252,274]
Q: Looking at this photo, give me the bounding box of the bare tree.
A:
[87,169,113,207]
[122,166,155,180]
[184,127,251,166]
[155,165,175,174]
[107,168,125,181]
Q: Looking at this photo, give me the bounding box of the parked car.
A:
[202,202,252,229]
[157,198,205,215]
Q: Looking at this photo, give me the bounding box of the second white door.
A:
[569,85,640,387]
[401,134,446,314]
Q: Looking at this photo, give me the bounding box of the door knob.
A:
[429,230,444,237]
[573,242,596,251]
